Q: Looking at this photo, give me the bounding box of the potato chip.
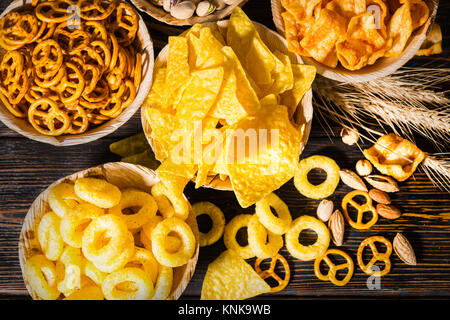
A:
[325,0,366,20]
[367,0,389,38]
[300,8,347,67]
[188,27,227,70]
[165,36,190,105]
[281,0,321,20]
[265,51,294,96]
[226,105,301,208]
[201,250,271,300]
[280,64,316,118]
[408,0,429,30]
[385,2,413,57]
[416,23,442,56]
[144,68,168,111]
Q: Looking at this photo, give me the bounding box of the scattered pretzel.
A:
[357,236,393,277]
[254,253,291,293]
[342,190,378,230]
[314,249,354,286]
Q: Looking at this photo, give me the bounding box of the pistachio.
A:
[393,233,417,266]
[211,0,227,10]
[163,0,178,12]
[365,175,400,193]
[340,127,359,145]
[170,1,196,19]
[339,169,368,191]
[355,159,372,176]
[196,1,216,16]
[317,199,334,222]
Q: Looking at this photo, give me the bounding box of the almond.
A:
[339,169,368,191]
[355,160,372,176]
[364,175,400,193]
[393,233,417,266]
[377,204,401,219]
[317,199,334,222]
[328,209,344,246]
[369,189,391,204]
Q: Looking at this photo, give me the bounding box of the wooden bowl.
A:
[130,0,248,26]
[0,0,154,146]
[18,162,199,300]
[271,0,438,83]
[141,19,313,191]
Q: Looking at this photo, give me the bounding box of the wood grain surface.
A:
[0,0,449,299]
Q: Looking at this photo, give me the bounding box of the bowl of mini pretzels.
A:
[0,0,154,146]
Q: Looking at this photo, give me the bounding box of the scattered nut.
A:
[365,175,400,193]
[339,169,368,191]
[328,210,344,246]
[340,127,359,145]
[376,204,401,219]
[369,188,391,204]
[393,233,417,266]
[170,1,196,19]
[355,159,372,176]
[317,199,334,222]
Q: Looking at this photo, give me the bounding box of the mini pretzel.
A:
[54,62,86,104]
[79,0,117,21]
[84,20,108,42]
[342,190,378,230]
[134,52,142,88]
[28,98,70,136]
[109,2,138,46]
[314,249,354,286]
[32,39,63,78]
[35,0,80,24]
[66,105,89,134]
[54,22,91,54]
[0,92,28,118]
[6,73,30,105]
[357,236,392,277]
[0,50,24,85]
[0,12,39,50]
[254,253,290,293]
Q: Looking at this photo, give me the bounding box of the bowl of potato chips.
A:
[142,7,315,208]
[0,0,154,146]
[272,0,438,82]
[18,162,199,300]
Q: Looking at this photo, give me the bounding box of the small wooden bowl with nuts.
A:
[131,0,248,26]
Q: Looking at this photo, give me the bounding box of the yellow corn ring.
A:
[83,260,107,286]
[152,265,173,300]
[151,217,196,268]
[193,201,225,247]
[47,183,85,218]
[74,178,122,209]
[63,285,104,300]
[60,203,104,248]
[38,211,64,261]
[151,182,189,220]
[125,247,159,284]
[92,232,135,273]
[102,267,154,300]
[81,214,134,266]
[255,193,292,235]
[140,216,182,253]
[56,246,83,297]
[24,255,60,300]
[223,214,255,259]
[248,215,283,259]
[286,215,330,261]
[110,189,158,230]
[294,155,340,199]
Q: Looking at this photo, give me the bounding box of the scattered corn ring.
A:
[47,183,85,218]
[24,255,60,300]
[255,193,292,235]
[110,189,157,230]
[193,201,225,247]
[37,211,64,261]
[102,267,154,300]
[151,217,196,268]
[286,215,330,261]
[60,203,104,248]
[248,215,283,259]
[294,155,340,199]
[74,178,121,209]
[223,214,255,259]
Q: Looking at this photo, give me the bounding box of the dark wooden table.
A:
[0,0,449,299]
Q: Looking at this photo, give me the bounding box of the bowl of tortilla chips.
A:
[272,0,438,82]
[141,7,315,208]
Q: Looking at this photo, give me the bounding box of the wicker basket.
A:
[131,0,249,26]
[141,19,314,191]
[18,162,199,300]
[0,0,154,146]
[271,0,439,83]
